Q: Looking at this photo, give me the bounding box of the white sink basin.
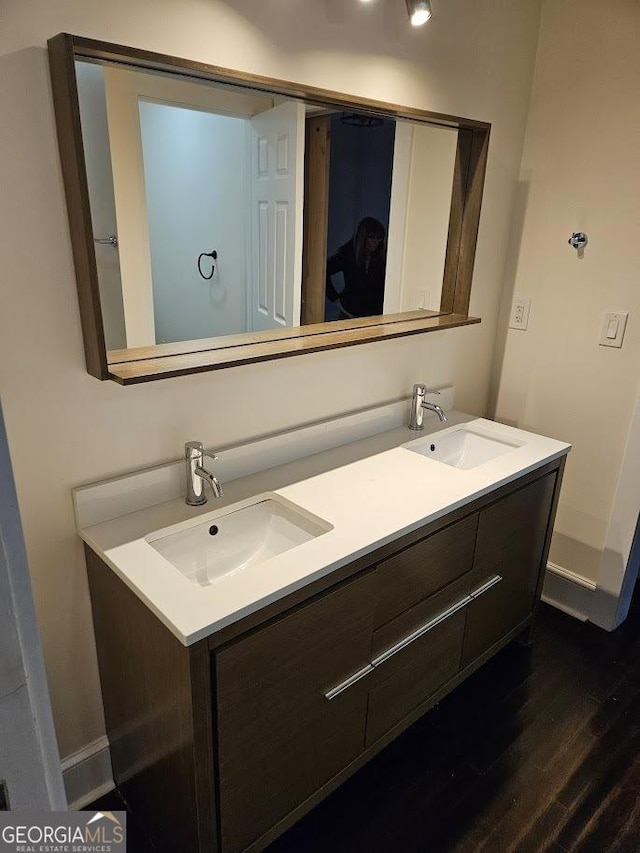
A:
[406,427,523,469]
[146,495,333,586]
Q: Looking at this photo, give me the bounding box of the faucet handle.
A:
[185,442,221,462]
[411,385,441,401]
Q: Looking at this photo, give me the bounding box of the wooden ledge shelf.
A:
[107,314,481,385]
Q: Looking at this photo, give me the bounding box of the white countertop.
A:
[79,416,570,645]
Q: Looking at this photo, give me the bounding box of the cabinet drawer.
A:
[366,571,502,746]
[371,572,472,660]
[216,571,375,853]
[366,605,466,746]
[374,514,478,629]
[366,577,472,746]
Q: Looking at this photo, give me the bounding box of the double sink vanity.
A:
[76,396,569,853]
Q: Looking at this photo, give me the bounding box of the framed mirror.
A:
[48,34,489,384]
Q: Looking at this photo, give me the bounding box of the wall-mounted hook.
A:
[568,232,588,259]
[94,234,118,249]
[198,250,218,280]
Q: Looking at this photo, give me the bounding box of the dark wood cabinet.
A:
[86,457,565,853]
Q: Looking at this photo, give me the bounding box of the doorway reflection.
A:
[325,114,395,321]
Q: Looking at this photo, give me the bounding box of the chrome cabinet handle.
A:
[371,594,472,668]
[469,574,502,598]
[371,575,503,669]
[324,575,502,700]
[324,664,374,701]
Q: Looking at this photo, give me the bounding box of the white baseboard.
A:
[542,561,596,623]
[61,736,113,811]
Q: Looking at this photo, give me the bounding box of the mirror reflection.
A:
[75,61,458,354]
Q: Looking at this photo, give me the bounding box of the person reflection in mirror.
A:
[326,217,387,320]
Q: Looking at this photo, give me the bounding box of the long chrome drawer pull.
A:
[470,575,502,598]
[326,576,505,695]
[324,664,374,701]
[371,594,473,668]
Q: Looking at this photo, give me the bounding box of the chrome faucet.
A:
[408,383,448,430]
[185,441,224,506]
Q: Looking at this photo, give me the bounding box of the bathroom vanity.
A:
[78,414,568,853]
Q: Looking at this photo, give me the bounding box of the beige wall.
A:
[491,0,640,586]
[0,0,542,759]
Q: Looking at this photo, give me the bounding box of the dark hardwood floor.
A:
[88,596,640,852]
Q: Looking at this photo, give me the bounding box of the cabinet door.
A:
[461,472,557,667]
[216,572,375,853]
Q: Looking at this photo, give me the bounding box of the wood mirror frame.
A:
[48,33,489,385]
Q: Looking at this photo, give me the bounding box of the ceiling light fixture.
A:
[406,0,433,26]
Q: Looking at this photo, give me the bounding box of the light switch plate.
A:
[509,297,531,331]
[599,311,628,348]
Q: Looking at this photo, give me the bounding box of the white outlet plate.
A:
[599,311,628,348]
[509,297,531,331]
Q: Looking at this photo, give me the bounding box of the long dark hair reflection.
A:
[353,217,386,267]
